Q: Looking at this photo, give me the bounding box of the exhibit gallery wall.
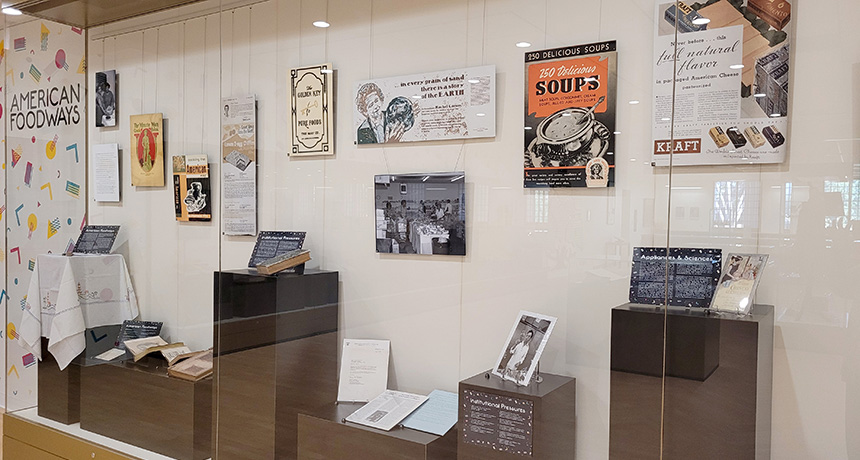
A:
[12,0,856,458]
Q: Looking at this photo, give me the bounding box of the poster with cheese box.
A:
[652,0,790,166]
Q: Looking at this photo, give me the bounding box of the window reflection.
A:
[713,180,760,229]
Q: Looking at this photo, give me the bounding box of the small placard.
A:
[73,225,120,254]
[247,231,306,268]
[629,247,722,307]
[462,389,533,456]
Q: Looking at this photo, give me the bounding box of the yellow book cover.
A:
[130,113,164,186]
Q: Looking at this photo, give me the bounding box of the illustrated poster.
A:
[173,154,211,222]
[524,41,617,188]
[290,63,334,156]
[221,95,257,235]
[353,65,495,144]
[652,0,791,165]
[129,113,164,186]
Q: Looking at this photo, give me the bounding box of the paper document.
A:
[337,339,390,402]
[94,348,126,361]
[400,389,458,436]
[345,390,429,431]
[93,143,120,202]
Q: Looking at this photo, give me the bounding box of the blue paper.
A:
[400,389,458,436]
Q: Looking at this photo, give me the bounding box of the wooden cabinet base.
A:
[297,402,457,460]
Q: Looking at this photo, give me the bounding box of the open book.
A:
[123,336,187,363]
[168,349,213,382]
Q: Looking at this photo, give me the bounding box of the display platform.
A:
[609,303,774,460]
[214,268,339,459]
[297,402,457,460]
[458,371,576,460]
[79,356,211,460]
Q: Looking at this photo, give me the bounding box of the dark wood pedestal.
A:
[458,371,576,460]
[297,402,457,460]
[609,303,774,460]
[79,357,212,460]
[214,269,339,460]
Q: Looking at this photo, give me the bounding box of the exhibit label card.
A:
[652,0,791,166]
[400,389,458,436]
[524,41,618,188]
[710,253,768,314]
[93,143,120,202]
[290,63,334,156]
[221,94,258,235]
[353,65,495,144]
[629,247,722,307]
[73,225,120,254]
[345,390,428,431]
[337,339,390,403]
[461,389,534,456]
[130,113,164,186]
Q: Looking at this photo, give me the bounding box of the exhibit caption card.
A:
[337,339,390,403]
[629,247,722,307]
[73,225,120,254]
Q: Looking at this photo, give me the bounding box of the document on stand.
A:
[345,390,428,431]
[337,339,390,402]
[400,389,458,436]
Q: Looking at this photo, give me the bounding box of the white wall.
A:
[82,0,860,458]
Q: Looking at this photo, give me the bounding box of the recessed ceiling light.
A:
[614,131,621,135]
[692,17,710,25]
[516,42,532,48]
[562,113,572,117]
[770,113,781,117]
[729,64,744,70]
[321,69,333,74]
[468,79,480,84]
[524,126,533,130]
[2,7,22,15]
[661,117,671,121]
[754,93,766,98]
[411,95,421,99]
[629,100,640,105]
[630,158,637,162]
[476,113,486,117]
[313,20,330,28]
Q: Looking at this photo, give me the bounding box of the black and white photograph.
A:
[95,70,116,127]
[374,172,465,256]
[492,310,557,386]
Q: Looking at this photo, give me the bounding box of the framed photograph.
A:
[710,253,769,315]
[492,311,557,386]
[374,172,465,256]
[95,70,117,127]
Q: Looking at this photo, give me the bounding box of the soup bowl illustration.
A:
[525,106,610,168]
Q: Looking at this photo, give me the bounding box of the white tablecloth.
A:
[19,254,139,370]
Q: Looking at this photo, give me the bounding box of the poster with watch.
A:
[524,41,617,188]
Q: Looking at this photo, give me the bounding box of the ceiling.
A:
[7,0,206,28]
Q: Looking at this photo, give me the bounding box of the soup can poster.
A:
[524,41,617,188]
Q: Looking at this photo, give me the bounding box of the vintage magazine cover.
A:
[221,95,257,235]
[710,253,768,314]
[173,154,211,222]
[130,113,164,186]
[524,41,618,188]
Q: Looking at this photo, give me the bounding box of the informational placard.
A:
[710,253,768,314]
[337,339,390,403]
[524,41,617,188]
[461,389,534,456]
[353,65,495,144]
[73,225,120,254]
[173,154,211,222]
[130,113,164,186]
[652,0,791,166]
[290,63,334,156]
[93,143,120,202]
[114,320,163,348]
[247,231,306,268]
[345,390,428,431]
[630,247,722,307]
[221,94,257,235]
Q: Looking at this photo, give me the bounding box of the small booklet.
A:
[345,390,428,431]
[168,349,213,382]
[123,336,186,362]
[256,248,311,275]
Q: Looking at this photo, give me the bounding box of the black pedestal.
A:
[609,304,774,460]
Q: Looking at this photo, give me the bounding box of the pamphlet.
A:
[123,336,185,362]
[337,339,390,403]
[168,349,213,381]
[710,253,769,315]
[400,389,458,436]
[345,390,428,431]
